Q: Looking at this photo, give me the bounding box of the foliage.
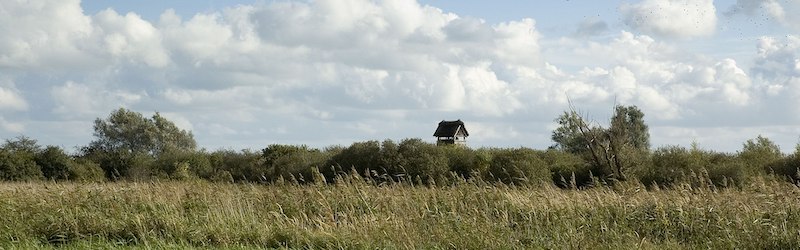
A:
[35,146,72,180]
[208,149,263,182]
[325,140,382,179]
[739,135,782,173]
[441,145,486,179]
[0,137,43,181]
[550,105,650,181]
[88,108,196,156]
[609,105,650,151]
[485,148,549,185]
[396,138,449,184]
[262,144,328,183]
[66,159,106,182]
[541,149,593,188]
[637,146,746,188]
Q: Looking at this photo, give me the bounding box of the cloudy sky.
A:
[1,0,799,152]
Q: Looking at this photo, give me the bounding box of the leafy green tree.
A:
[0,136,43,181]
[739,135,782,172]
[35,146,72,180]
[84,108,197,179]
[609,105,650,151]
[550,111,591,154]
[550,105,651,181]
[89,108,196,156]
[396,138,449,184]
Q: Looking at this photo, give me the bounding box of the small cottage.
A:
[433,120,469,146]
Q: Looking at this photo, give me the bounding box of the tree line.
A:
[1,107,798,188]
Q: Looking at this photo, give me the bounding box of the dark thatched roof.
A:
[433,120,469,137]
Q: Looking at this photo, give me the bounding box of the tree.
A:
[0,136,43,181]
[609,105,649,151]
[84,108,196,180]
[550,111,592,154]
[88,108,196,156]
[739,135,782,172]
[550,104,651,181]
[35,146,72,180]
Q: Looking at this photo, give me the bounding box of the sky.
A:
[1,0,800,153]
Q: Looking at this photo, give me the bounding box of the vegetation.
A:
[1,107,800,247]
[0,107,798,187]
[1,178,799,248]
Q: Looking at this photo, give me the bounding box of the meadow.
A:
[1,176,799,249]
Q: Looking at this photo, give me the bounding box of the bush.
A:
[441,146,486,179]
[396,138,449,184]
[738,135,782,175]
[485,148,549,186]
[541,149,591,188]
[0,148,42,181]
[706,158,746,188]
[208,149,264,182]
[767,154,800,184]
[35,146,72,180]
[0,137,43,181]
[262,144,329,183]
[325,141,382,179]
[153,149,214,180]
[638,146,745,188]
[638,146,694,187]
[67,159,106,182]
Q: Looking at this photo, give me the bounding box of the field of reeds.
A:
[1,176,799,249]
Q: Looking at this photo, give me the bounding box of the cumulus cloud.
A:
[51,81,144,119]
[0,0,798,152]
[0,87,27,111]
[0,116,24,133]
[621,0,718,38]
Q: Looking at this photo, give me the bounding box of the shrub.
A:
[0,137,43,181]
[208,149,264,182]
[441,146,486,179]
[541,149,592,188]
[639,146,745,188]
[325,141,381,179]
[767,154,800,184]
[738,135,782,175]
[35,146,72,180]
[153,149,214,180]
[638,146,694,187]
[396,138,449,184]
[262,144,329,183]
[485,148,549,186]
[67,159,106,182]
[0,148,42,181]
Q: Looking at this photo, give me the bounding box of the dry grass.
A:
[1,177,799,249]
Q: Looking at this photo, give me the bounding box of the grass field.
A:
[1,177,799,249]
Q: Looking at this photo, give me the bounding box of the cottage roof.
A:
[433,120,469,137]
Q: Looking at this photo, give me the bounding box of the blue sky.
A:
[2,0,800,152]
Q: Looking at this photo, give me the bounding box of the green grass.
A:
[1,177,799,249]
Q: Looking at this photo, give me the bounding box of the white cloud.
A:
[51,81,144,118]
[0,0,798,153]
[94,9,170,67]
[0,116,24,133]
[621,0,717,38]
[0,87,27,111]
[0,0,94,69]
